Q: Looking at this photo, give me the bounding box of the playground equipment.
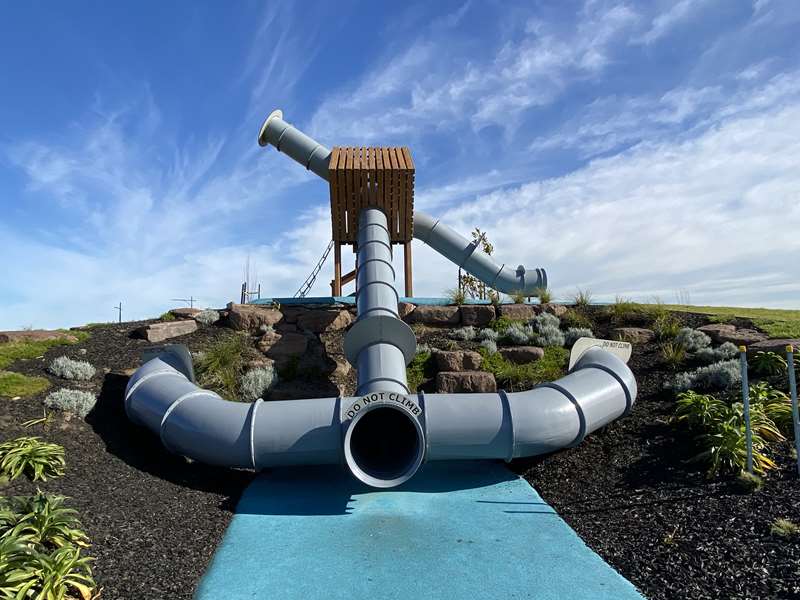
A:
[124,110,637,488]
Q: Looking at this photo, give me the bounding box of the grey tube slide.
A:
[123,109,636,488]
[257,110,547,296]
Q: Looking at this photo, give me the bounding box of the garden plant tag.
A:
[569,337,633,370]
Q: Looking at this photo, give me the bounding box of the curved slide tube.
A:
[125,345,635,484]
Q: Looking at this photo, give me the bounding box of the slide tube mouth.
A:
[344,404,425,488]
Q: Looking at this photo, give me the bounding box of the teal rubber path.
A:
[195,461,643,600]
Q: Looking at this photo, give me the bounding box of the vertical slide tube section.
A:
[413,211,547,296]
[342,208,421,487]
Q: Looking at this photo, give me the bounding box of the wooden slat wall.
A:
[328,146,414,243]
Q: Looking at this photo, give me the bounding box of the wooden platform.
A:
[328,146,415,244]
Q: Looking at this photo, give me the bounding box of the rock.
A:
[135,320,197,343]
[169,307,201,319]
[0,330,78,344]
[435,371,497,393]
[716,328,768,346]
[459,305,496,327]
[331,356,352,378]
[280,307,307,324]
[696,323,737,343]
[748,338,800,353]
[541,303,568,318]
[432,350,483,372]
[499,346,544,364]
[613,327,655,344]
[257,331,308,360]
[498,304,539,321]
[296,309,353,333]
[226,303,283,331]
[398,302,416,320]
[408,305,461,326]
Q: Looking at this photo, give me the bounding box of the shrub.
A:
[661,342,687,370]
[195,335,249,400]
[159,311,176,321]
[194,309,220,326]
[0,371,50,398]
[479,346,568,391]
[750,382,793,435]
[693,342,739,364]
[771,518,800,538]
[534,287,552,303]
[44,389,97,418]
[564,327,594,347]
[503,323,532,346]
[674,328,711,353]
[0,437,65,481]
[0,541,96,600]
[561,309,593,330]
[406,351,435,392]
[571,288,592,310]
[750,351,787,376]
[240,365,278,402]
[487,316,524,332]
[653,312,681,340]
[535,324,565,347]
[532,312,561,330]
[1,492,90,549]
[47,356,96,381]
[672,359,741,392]
[450,326,477,341]
[477,328,499,342]
[480,339,498,355]
[445,288,466,306]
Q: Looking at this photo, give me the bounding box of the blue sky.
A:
[1,0,798,329]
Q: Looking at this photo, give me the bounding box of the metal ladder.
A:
[294,240,334,298]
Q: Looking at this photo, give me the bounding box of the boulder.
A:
[398,302,416,320]
[169,307,201,319]
[226,303,282,331]
[296,309,353,333]
[408,305,461,326]
[135,320,197,343]
[613,327,655,344]
[748,339,800,354]
[459,305,496,327]
[257,331,308,360]
[0,330,78,344]
[716,328,768,346]
[499,346,544,364]
[541,303,568,318]
[432,350,483,372]
[696,323,737,343]
[280,307,307,324]
[435,371,497,393]
[498,304,539,321]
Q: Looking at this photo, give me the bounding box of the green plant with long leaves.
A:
[0,437,65,482]
[1,492,89,549]
[750,382,794,435]
[750,350,788,376]
[0,543,96,600]
[674,391,726,429]
[661,342,687,370]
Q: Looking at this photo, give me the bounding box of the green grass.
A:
[406,351,435,392]
[660,305,800,338]
[487,316,525,332]
[0,331,89,370]
[0,371,50,398]
[195,335,249,400]
[479,346,569,391]
[159,311,176,321]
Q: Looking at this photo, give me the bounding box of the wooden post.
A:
[403,241,413,298]
[332,242,342,296]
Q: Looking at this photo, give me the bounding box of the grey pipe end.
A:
[258,109,284,147]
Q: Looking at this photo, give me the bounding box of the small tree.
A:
[459,228,495,300]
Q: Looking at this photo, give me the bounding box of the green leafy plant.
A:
[406,351,435,392]
[1,492,90,549]
[750,351,787,376]
[661,342,687,370]
[0,437,65,482]
[771,518,800,538]
[0,542,96,600]
[159,311,176,321]
[749,382,794,435]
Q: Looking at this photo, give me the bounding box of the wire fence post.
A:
[787,345,799,477]
[739,346,753,474]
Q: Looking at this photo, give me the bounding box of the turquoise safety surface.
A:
[195,461,643,600]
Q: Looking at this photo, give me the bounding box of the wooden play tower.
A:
[327,146,415,297]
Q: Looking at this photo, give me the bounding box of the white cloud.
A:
[633,0,701,45]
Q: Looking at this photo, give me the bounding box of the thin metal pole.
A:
[787,345,800,477]
[739,346,753,474]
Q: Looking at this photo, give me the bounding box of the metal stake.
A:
[739,346,753,474]
[787,345,800,477]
